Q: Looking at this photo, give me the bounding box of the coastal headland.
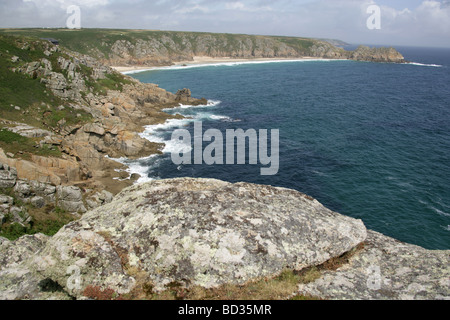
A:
[0,29,447,300]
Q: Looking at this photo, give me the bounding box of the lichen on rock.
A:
[297,230,450,300]
[0,178,447,300]
[17,178,366,298]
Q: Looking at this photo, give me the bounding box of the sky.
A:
[0,0,449,48]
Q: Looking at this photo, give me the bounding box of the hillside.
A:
[0,29,405,66]
[0,34,205,240]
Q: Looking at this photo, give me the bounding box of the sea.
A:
[118,46,450,250]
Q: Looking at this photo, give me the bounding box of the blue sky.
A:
[1,0,449,48]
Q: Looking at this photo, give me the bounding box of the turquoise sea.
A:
[125,46,450,250]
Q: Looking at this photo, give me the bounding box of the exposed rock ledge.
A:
[298,230,449,300]
[0,178,448,300]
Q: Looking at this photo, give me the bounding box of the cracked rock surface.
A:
[0,178,367,299]
[0,178,447,300]
[297,230,450,300]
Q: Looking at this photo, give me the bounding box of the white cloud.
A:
[22,0,109,8]
[0,0,448,47]
[226,2,245,10]
[174,4,210,14]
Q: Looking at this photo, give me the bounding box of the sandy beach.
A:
[111,56,330,74]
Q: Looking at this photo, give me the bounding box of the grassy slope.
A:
[0,34,92,126]
[0,34,137,240]
[0,35,62,119]
[0,33,133,135]
[0,34,94,161]
[0,35,80,239]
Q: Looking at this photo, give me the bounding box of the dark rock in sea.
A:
[350,45,405,63]
[175,88,192,103]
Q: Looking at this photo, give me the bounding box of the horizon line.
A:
[1,27,449,50]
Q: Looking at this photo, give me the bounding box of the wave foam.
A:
[404,62,443,68]
[140,118,191,144]
[106,155,157,184]
[431,206,450,217]
[210,114,234,122]
[107,98,232,183]
[164,100,222,112]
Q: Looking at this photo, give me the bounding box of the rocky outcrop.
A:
[0,178,448,300]
[4,35,207,193]
[0,160,114,224]
[0,148,85,186]
[175,88,193,103]
[0,178,366,299]
[0,233,71,300]
[55,185,86,213]
[349,45,405,63]
[298,230,449,300]
[0,162,17,189]
[0,234,49,271]
[7,123,54,139]
[15,44,110,102]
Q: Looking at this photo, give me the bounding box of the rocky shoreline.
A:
[0,34,208,241]
[2,36,208,195]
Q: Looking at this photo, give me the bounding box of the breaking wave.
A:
[121,59,346,75]
[403,62,443,68]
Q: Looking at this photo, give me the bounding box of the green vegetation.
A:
[0,199,75,241]
[0,34,94,131]
[275,36,316,52]
[83,68,133,95]
[0,128,61,159]
[110,244,366,301]
[0,28,166,58]
[0,36,62,118]
[0,187,71,241]
[0,215,72,241]
[0,184,74,241]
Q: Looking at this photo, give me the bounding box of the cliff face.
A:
[106,34,312,65]
[0,29,405,66]
[104,35,405,66]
